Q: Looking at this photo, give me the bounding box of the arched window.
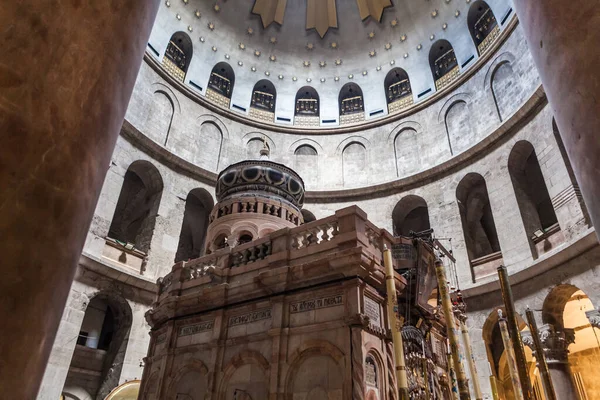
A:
[468,1,499,55]
[429,40,459,91]
[339,83,365,125]
[237,232,254,245]
[249,79,277,122]
[163,32,193,82]
[175,189,214,262]
[385,68,413,113]
[392,195,431,237]
[206,62,235,108]
[108,161,163,254]
[456,173,502,281]
[294,86,320,126]
[508,141,561,258]
[294,145,318,187]
[70,294,133,399]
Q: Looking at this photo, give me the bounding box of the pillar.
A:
[512,0,600,239]
[0,2,160,399]
[529,325,578,400]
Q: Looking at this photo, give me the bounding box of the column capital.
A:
[538,324,575,363]
[586,309,600,329]
[521,325,575,363]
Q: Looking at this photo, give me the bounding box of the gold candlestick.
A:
[383,245,410,400]
[498,310,525,400]
[497,265,534,399]
[435,260,471,399]
[460,319,483,399]
[525,307,556,400]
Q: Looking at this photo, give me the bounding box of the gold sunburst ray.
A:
[306,0,338,38]
[252,0,287,28]
[356,0,393,22]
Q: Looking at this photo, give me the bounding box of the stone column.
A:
[512,0,600,238]
[523,325,577,400]
[0,2,160,399]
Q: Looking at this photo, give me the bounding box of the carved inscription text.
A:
[290,294,344,313]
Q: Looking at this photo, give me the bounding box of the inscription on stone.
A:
[364,296,381,327]
[178,320,214,337]
[365,357,378,387]
[290,294,344,313]
[228,308,272,327]
[392,243,414,260]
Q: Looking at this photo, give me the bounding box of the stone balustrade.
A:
[209,196,302,227]
[154,206,419,303]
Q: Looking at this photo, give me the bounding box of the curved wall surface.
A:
[39,7,600,400]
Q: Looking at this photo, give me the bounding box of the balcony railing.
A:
[155,206,419,301]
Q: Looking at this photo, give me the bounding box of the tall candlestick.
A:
[436,260,471,399]
[498,310,525,400]
[383,245,409,400]
[497,265,534,399]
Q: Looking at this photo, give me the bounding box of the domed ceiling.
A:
[149,0,513,128]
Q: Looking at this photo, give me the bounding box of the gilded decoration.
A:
[306,0,338,38]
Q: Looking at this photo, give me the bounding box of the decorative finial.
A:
[259,136,270,160]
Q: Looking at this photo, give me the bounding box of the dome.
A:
[216,159,305,208]
[148,0,512,129]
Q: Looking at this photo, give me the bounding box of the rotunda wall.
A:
[124,20,540,191]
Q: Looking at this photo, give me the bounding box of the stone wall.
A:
[38,10,600,400]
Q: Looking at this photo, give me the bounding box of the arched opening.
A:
[211,233,230,253]
[224,362,269,400]
[342,142,368,187]
[339,83,365,125]
[294,86,320,127]
[365,355,381,399]
[301,209,316,224]
[64,294,133,400]
[163,32,193,82]
[237,232,254,245]
[482,310,540,400]
[456,173,502,281]
[294,145,318,188]
[287,354,343,399]
[108,161,163,255]
[542,285,600,398]
[207,62,235,108]
[468,1,500,55]
[429,40,459,91]
[508,141,562,258]
[392,195,431,237]
[385,68,413,113]
[249,79,276,122]
[175,188,214,263]
[171,369,208,400]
